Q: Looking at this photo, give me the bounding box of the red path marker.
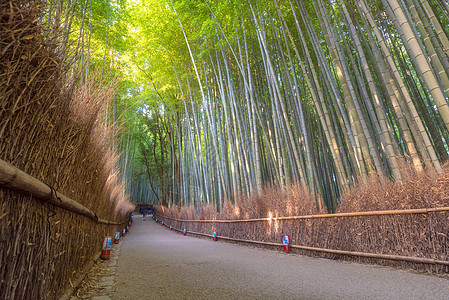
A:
[114,232,120,244]
[101,236,112,260]
[282,235,291,252]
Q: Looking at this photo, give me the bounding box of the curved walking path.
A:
[111,215,448,299]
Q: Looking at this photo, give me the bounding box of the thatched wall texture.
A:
[0,1,133,299]
[154,166,449,274]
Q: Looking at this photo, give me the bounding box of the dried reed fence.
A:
[0,1,133,299]
[154,165,449,274]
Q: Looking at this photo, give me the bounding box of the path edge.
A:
[59,252,102,300]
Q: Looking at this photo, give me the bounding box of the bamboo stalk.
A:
[0,159,126,225]
[153,206,449,223]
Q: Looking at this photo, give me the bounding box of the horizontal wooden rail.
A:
[155,206,449,223]
[156,214,449,267]
[0,158,127,225]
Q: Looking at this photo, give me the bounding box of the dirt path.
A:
[111,215,448,299]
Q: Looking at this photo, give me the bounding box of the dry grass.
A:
[0,1,133,299]
[155,165,449,274]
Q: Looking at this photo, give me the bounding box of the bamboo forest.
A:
[3,0,449,298]
[48,0,449,211]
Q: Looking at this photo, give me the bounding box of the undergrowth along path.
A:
[111,215,448,299]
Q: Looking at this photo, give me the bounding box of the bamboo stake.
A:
[0,159,126,225]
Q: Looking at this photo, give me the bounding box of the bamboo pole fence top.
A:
[154,206,449,223]
[0,158,127,225]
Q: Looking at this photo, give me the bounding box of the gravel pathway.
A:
[106,215,449,299]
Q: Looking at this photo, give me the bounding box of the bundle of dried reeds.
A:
[0,1,133,299]
[155,165,449,274]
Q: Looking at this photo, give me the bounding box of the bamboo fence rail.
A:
[0,158,127,225]
[156,206,449,223]
[155,213,449,267]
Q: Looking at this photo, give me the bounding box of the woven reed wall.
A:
[0,1,133,299]
[154,167,449,274]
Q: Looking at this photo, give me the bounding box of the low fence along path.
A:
[112,215,448,299]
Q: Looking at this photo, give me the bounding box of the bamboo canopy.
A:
[120,0,449,212]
